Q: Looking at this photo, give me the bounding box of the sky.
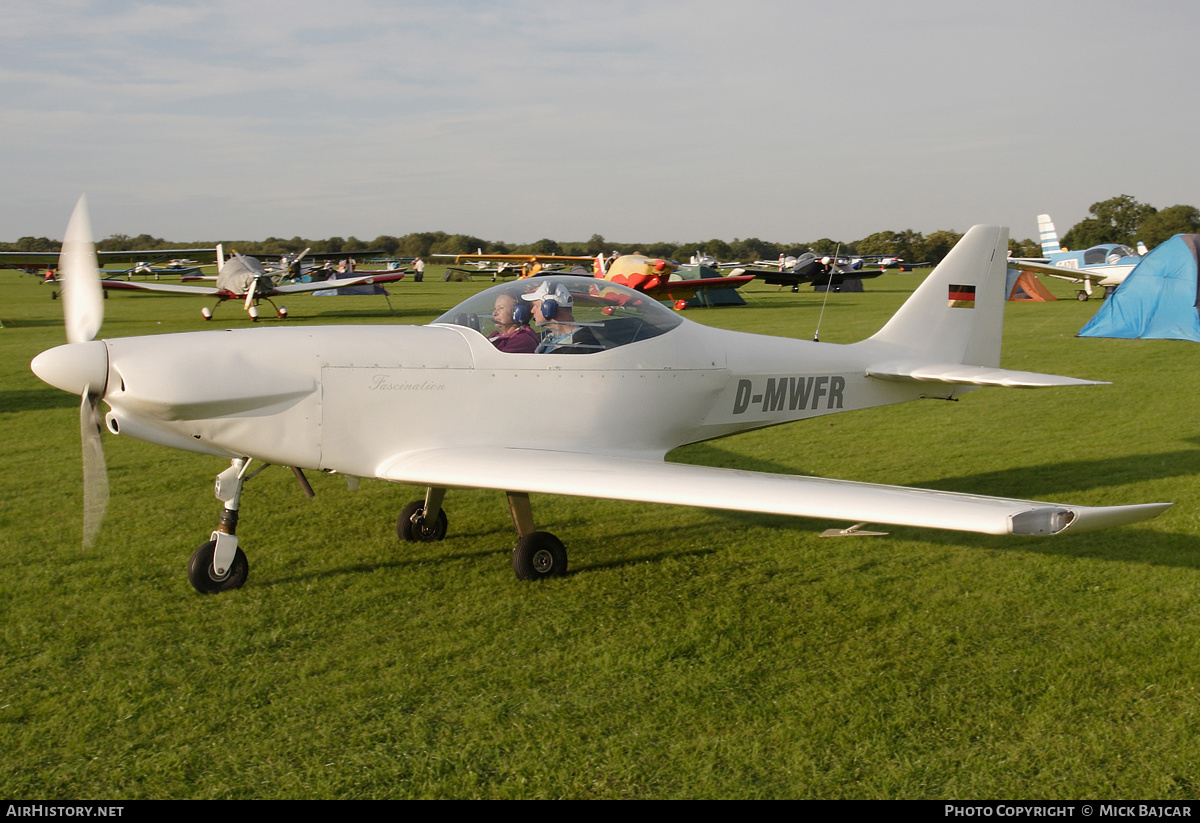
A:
[4,0,1198,246]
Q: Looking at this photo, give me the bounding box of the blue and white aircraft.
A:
[1008,214,1146,301]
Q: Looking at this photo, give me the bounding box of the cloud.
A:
[4,0,1199,243]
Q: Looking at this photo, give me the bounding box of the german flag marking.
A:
[948,283,975,308]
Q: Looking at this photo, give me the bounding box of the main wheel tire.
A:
[188,539,249,594]
[512,532,568,580]
[1077,291,1089,301]
[397,500,448,542]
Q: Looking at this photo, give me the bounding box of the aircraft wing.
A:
[0,248,218,265]
[272,271,406,294]
[442,253,596,265]
[377,448,1169,537]
[1007,259,1108,284]
[99,279,221,296]
[640,274,755,299]
[731,266,886,286]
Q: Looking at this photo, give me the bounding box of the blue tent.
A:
[1078,234,1200,341]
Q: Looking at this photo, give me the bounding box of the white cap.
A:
[520,280,572,307]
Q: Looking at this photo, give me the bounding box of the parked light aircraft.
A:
[435,252,595,281]
[1008,214,1144,301]
[595,253,754,309]
[731,253,887,292]
[32,198,1170,593]
[0,247,219,275]
[688,251,744,269]
[100,248,407,320]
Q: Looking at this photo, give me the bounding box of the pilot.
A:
[521,281,601,354]
[488,293,539,353]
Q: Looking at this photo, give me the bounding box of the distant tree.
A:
[529,238,562,255]
[1007,237,1040,260]
[856,231,903,256]
[1063,194,1156,249]
[730,237,777,262]
[921,230,963,264]
[1137,205,1200,249]
[399,232,441,258]
[11,236,59,252]
[97,234,132,252]
[432,234,488,255]
[316,236,345,254]
[699,238,731,261]
[585,234,607,255]
[806,238,842,255]
[370,235,400,256]
[641,242,676,259]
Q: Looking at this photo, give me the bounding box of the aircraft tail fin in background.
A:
[866,224,1009,368]
[1038,214,1061,255]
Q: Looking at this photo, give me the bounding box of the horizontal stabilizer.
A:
[377,448,1168,537]
[865,360,1108,388]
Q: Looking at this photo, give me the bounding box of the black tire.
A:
[188,539,249,594]
[512,532,568,580]
[1076,291,1089,301]
[397,500,448,542]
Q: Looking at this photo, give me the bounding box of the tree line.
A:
[6,195,1196,265]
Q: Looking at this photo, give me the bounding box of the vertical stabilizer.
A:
[868,224,1009,367]
[1038,214,1061,254]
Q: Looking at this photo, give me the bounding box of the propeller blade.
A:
[80,387,109,549]
[61,195,103,344]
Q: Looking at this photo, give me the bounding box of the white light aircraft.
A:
[33,197,1169,593]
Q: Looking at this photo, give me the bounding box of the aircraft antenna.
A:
[813,244,839,342]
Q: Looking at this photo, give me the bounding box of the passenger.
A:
[522,281,601,354]
[488,293,539,353]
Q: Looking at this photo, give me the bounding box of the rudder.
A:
[868,225,1009,367]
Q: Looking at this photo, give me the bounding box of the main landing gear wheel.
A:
[512,531,568,581]
[397,500,448,542]
[187,540,249,594]
[1077,291,1089,301]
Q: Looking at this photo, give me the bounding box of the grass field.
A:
[2,266,1199,799]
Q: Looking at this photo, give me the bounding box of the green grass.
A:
[2,269,1200,798]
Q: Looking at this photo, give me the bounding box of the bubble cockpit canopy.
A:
[431,276,683,353]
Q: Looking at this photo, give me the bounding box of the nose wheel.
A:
[188,457,256,594]
[188,540,249,593]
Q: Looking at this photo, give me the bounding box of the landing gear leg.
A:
[188,457,252,593]
[506,491,567,580]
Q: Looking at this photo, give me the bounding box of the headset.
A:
[511,302,531,325]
